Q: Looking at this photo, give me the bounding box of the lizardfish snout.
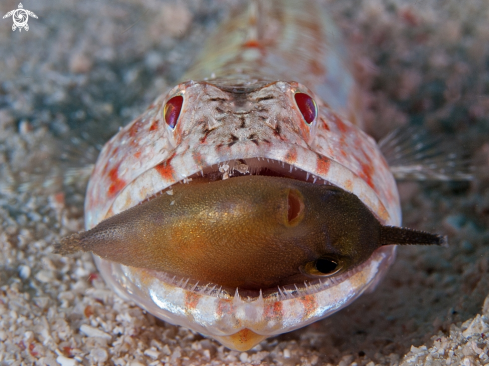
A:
[58,175,444,297]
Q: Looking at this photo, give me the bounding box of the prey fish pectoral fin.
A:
[56,175,446,292]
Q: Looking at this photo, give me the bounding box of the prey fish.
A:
[57,0,467,351]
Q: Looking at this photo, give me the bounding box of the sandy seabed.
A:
[0,0,488,365]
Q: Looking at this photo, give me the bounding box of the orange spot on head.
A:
[309,59,325,75]
[359,162,375,190]
[242,39,267,56]
[320,117,330,131]
[134,151,141,159]
[155,154,176,181]
[128,118,143,138]
[150,119,160,131]
[107,165,126,197]
[377,204,389,223]
[243,39,262,48]
[316,156,331,176]
[192,151,204,167]
[344,179,353,191]
[332,114,349,134]
[284,148,298,165]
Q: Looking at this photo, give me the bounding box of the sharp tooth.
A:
[267,159,270,163]
[183,278,190,289]
[258,289,263,301]
[278,286,285,300]
[200,170,204,177]
[306,172,310,180]
[313,176,317,184]
[289,165,293,173]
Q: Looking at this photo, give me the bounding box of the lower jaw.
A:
[93,245,396,350]
[213,329,268,351]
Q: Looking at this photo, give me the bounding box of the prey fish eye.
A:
[55,0,466,352]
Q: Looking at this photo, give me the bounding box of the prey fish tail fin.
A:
[379,125,473,181]
[55,232,83,255]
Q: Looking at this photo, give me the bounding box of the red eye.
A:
[294,93,317,124]
[164,95,183,129]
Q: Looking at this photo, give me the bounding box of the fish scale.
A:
[79,0,416,351]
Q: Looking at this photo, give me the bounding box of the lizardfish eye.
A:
[294,92,317,124]
[164,95,184,129]
[302,257,342,277]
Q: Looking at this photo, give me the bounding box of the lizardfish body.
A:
[59,0,447,351]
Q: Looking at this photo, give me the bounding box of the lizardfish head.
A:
[68,79,438,351]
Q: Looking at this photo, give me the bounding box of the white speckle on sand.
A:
[35,270,54,283]
[18,265,31,279]
[240,352,249,362]
[80,324,111,339]
[56,355,77,366]
[90,348,108,363]
[143,348,160,359]
[462,315,489,337]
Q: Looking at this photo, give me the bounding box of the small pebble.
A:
[56,355,77,366]
[90,348,108,363]
[239,352,248,362]
[80,324,111,339]
[18,265,31,279]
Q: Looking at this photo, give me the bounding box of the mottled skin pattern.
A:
[85,0,401,351]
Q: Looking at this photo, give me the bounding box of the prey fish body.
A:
[60,0,450,351]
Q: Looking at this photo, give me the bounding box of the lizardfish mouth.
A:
[169,157,331,186]
[62,156,400,299]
